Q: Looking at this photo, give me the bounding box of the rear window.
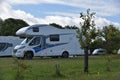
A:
[50,35,59,41]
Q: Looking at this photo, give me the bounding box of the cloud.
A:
[6,0,120,17]
[6,0,64,4]
[45,12,80,18]
[42,16,120,29]
[42,16,81,27]
[0,0,120,29]
[0,2,13,18]
[0,2,39,24]
[44,11,120,29]
[95,17,120,29]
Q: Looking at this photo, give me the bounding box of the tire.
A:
[62,51,69,58]
[24,51,33,59]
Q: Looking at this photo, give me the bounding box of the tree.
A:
[49,23,63,29]
[89,29,105,53]
[78,9,96,73]
[90,38,105,52]
[0,18,3,27]
[0,18,3,34]
[101,25,120,53]
[50,23,79,29]
[64,25,78,29]
[0,18,29,36]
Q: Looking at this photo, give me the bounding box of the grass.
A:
[0,55,120,80]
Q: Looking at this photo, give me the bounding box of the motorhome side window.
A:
[50,35,59,41]
[0,43,13,52]
[29,37,40,46]
[32,27,39,32]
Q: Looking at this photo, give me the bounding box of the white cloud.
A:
[95,17,120,29]
[7,0,39,4]
[0,2,40,25]
[42,16,81,27]
[45,12,80,18]
[41,16,120,29]
[6,0,64,4]
[6,0,120,17]
[0,0,120,30]
[44,11,120,29]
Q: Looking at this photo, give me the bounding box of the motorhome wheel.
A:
[62,51,69,58]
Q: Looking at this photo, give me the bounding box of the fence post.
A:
[55,64,61,75]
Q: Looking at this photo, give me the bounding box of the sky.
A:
[0,0,120,29]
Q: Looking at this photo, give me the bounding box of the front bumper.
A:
[12,49,24,58]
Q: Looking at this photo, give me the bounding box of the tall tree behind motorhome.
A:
[50,23,78,29]
[49,23,63,29]
[78,9,96,73]
[64,25,78,29]
[0,18,29,36]
[0,18,3,34]
[101,25,120,53]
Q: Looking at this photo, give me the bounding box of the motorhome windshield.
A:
[21,37,33,45]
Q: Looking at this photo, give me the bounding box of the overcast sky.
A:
[0,0,120,29]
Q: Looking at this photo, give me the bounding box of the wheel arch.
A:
[62,51,69,58]
[24,50,34,57]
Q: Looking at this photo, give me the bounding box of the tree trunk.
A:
[84,47,89,73]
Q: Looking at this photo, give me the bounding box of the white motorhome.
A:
[13,24,84,59]
[0,36,23,56]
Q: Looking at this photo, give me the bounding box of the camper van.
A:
[12,24,84,59]
[0,36,23,56]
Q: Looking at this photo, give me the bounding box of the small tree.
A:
[78,9,96,73]
[13,58,31,80]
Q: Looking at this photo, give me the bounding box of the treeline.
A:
[0,18,78,36]
[0,18,29,36]
[50,23,78,29]
[0,18,120,54]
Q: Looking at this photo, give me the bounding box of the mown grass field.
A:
[0,55,120,80]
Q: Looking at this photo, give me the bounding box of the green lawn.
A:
[0,55,120,80]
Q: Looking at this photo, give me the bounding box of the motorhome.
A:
[0,36,23,56]
[13,24,84,59]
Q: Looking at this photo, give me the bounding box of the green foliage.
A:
[78,9,120,54]
[0,18,29,36]
[101,25,120,53]
[64,25,78,29]
[0,18,3,34]
[49,23,63,29]
[50,23,78,29]
[78,9,96,49]
[0,18,3,27]
[90,38,105,53]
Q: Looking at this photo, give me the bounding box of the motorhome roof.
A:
[30,24,49,27]
[16,24,49,36]
[16,24,76,37]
